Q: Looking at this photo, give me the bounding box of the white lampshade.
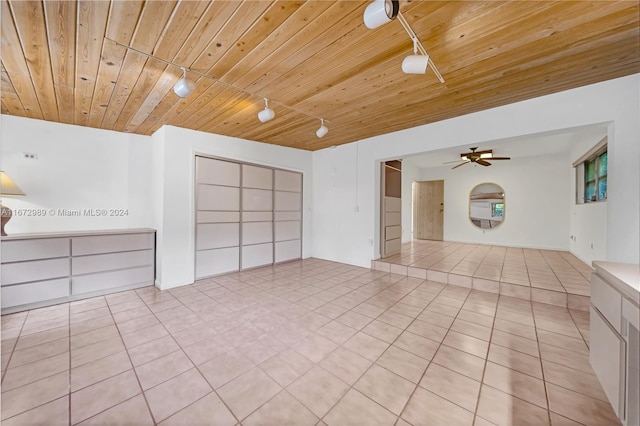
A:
[258,98,275,122]
[0,171,25,196]
[364,0,399,29]
[173,67,195,98]
[402,54,430,74]
[258,107,275,123]
[316,119,328,138]
[173,76,195,98]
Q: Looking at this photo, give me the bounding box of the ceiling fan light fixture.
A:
[258,98,275,123]
[173,67,195,98]
[364,0,399,29]
[316,119,328,138]
[480,152,493,159]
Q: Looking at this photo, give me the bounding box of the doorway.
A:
[413,180,444,241]
[380,160,402,258]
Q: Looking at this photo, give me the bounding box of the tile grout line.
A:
[105,292,159,426]
[1,311,29,383]
[470,290,501,425]
[141,287,243,426]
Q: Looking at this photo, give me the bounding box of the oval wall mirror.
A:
[469,183,505,229]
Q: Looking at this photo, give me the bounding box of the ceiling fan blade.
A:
[489,157,511,160]
[452,161,470,169]
[476,159,492,166]
[443,160,465,164]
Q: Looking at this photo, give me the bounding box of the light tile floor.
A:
[375,240,593,310]
[1,258,620,425]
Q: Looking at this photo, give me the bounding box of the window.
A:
[584,150,607,202]
[492,202,504,217]
[573,137,607,204]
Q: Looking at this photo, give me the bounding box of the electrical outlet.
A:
[354,206,359,213]
[23,153,38,160]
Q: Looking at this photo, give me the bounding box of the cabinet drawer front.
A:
[2,278,69,308]
[592,273,622,332]
[623,298,640,330]
[72,233,154,256]
[72,266,154,295]
[590,307,625,417]
[1,238,69,263]
[2,258,70,286]
[72,249,154,276]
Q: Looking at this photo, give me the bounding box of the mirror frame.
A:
[468,182,505,230]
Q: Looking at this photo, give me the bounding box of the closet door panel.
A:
[275,221,301,242]
[243,189,273,211]
[196,247,239,278]
[196,157,240,187]
[242,243,273,269]
[242,222,273,246]
[243,165,273,190]
[243,212,273,222]
[196,223,239,250]
[197,211,240,224]
[198,185,240,211]
[275,191,301,211]
[275,240,301,263]
[274,211,301,221]
[275,170,302,192]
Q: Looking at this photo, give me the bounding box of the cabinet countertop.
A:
[593,261,640,303]
[1,228,156,241]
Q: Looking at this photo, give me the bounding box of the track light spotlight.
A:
[364,0,400,29]
[316,119,328,138]
[258,98,275,123]
[173,67,195,98]
[402,38,430,75]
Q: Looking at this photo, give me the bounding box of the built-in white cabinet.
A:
[1,229,155,314]
[590,261,640,426]
[195,156,302,279]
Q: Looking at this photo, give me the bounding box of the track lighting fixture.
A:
[316,119,328,138]
[109,39,331,138]
[173,67,195,98]
[363,0,399,29]
[257,98,275,123]
[402,37,430,74]
[362,2,445,83]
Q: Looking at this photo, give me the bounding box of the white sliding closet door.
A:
[195,156,303,278]
[241,165,273,269]
[274,170,302,262]
[195,157,240,279]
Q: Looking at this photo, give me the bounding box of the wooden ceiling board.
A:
[74,0,110,126]
[1,0,638,150]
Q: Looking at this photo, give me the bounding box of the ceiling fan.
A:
[444,147,511,169]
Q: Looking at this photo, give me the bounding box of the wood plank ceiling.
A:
[1,0,639,151]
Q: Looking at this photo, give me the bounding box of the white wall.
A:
[153,126,313,289]
[312,74,640,267]
[0,115,153,233]
[401,160,421,242]
[569,134,608,264]
[414,152,570,250]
